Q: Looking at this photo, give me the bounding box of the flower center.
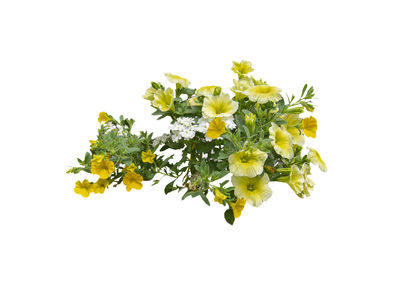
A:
[247,184,255,191]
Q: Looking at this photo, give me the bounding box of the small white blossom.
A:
[224,117,236,130]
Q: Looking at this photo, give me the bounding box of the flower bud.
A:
[245,113,256,134]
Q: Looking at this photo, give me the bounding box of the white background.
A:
[1,0,399,284]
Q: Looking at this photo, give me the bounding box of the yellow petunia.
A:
[269,123,294,159]
[284,125,305,146]
[228,148,268,178]
[196,86,220,96]
[98,112,110,123]
[123,171,143,191]
[301,116,317,138]
[91,178,109,194]
[187,95,203,106]
[202,93,238,119]
[231,60,254,75]
[164,73,190,88]
[231,77,254,100]
[302,164,315,197]
[152,88,175,112]
[245,112,256,134]
[230,198,246,218]
[206,117,226,139]
[245,85,282,104]
[74,179,92,198]
[231,174,272,207]
[91,156,115,179]
[142,149,156,164]
[214,189,227,204]
[89,140,97,147]
[287,165,305,195]
[143,86,157,101]
[307,148,327,172]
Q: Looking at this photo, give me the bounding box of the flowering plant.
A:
[68,60,327,224]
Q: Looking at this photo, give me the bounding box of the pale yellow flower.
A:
[143,86,157,101]
[152,88,175,112]
[284,126,305,146]
[301,116,317,138]
[231,174,272,207]
[287,165,305,195]
[245,113,256,133]
[206,117,226,139]
[269,123,293,159]
[245,85,282,104]
[302,164,315,197]
[196,86,220,96]
[202,93,238,119]
[228,148,267,178]
[231,77,254,99]
[307,148,327,172]
[230,198,246,218]
[231,60,254,75]
[214,189,227,204]
[164,73,190,87]
[187,96,202,106]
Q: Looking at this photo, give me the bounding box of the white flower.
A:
[180,129,196,139]
[223,117,236,130]
[171,133,181,142]
[194,117,211,133]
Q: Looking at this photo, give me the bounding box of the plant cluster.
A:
[68,60,327,224]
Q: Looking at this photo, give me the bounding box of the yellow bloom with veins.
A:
[288,165,305,195]
[245,85,282,104]
[231,60,254,75]
[230,198,246,218]
[232,174,272,207]
[228,148,267,178]
[143,86,157,101]
[142,149,155,164]
[74,179,92,198]
[187,96,202,106]
[307,148,327,172]
[92,178,109,194]
[152,88,175,112]
[269,123,294,159]
[196,86,220,96]
[164,73,190,87]
[202,93,238,119]
[206,117,226,139]
[98,112,110,123]
[302,164,315,197]
[123,172,143,191]
[301,116,317,138]
[91,156,115,179]
[281,114,304,145]
[214,189,227,204]
[232,77,254,100]
[89,140,97,147]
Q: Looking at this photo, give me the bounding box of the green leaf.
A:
[224,209,235,225]
[301,84,308,97]
[199,193,210,206]
[164,181,176,195]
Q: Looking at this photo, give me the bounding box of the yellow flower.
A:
[196,86,220,96]
[245,85,282,104]
[187,96,203,106]
[230,198,246,218]
[206,117,226,139]
[91,156,115,179]
[92,154,105,163]
[123,172,143,191]
[74,179,92,198]
[269,123,294,159]
[231,60,254,75]
[214,189,227,204]
[231,174,272,207]
[307,148,327,172]
[281,114,301,126]
[123,163,137,173]
[152,88,175,112]
[92,179,109,194]
[89,140,97,147]
[231,77,254,100]
[164,73,190,87]
[228,148,267,178]
[302,164,315,197]
[284,126,305,146]
[202,93,238,119]
[142,149,155,164]
[245,112,256,133]
[301,116,317,138]
[143,86,157,101]
[98,112,110,123]
[287,165,305,195]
